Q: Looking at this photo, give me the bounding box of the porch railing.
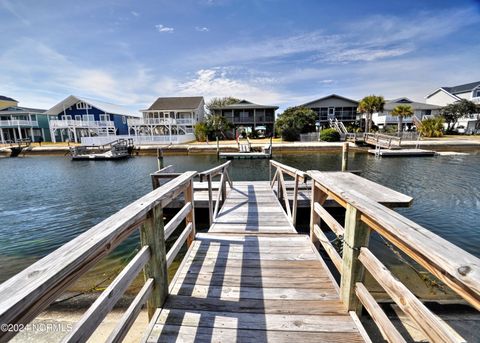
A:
[0,120,39,127]
[0,172,197,343]
[50,119,115,128]
[308,170,479,342]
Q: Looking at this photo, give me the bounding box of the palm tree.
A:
[357,95,385,133]
[390,104,414,134]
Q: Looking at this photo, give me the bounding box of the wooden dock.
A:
[368,148,436,157]
[145,182,367,342]
[0,160,479,343]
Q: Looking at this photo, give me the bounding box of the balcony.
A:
[128,118,194,126]
[49,120,115,129]
[0,120,39,127]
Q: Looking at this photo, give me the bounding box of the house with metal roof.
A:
[372,98,441,130]
[301,94,359,129]
[0,97,51,143]
[210,99,278,136]
[46,95,140,143]
[128,96,203,143]
[425,81,480,106]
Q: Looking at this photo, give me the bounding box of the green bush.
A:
[194,122,208,142]
[319,128,340,142]
[417,117,444,137]
[281,127,300,141]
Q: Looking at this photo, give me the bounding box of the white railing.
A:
[49,120,115,129]
[128,118,194,126]
[0,120,39,127]
[81,133,196,146]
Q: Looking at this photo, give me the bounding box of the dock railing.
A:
[308,170,479,342]
[364,133,402,149]
[198,161,233,225]
[0,171,197,343]
[269,160,308,226]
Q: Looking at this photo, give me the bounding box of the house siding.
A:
[426,89,459,106]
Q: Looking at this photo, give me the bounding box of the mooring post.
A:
[216,136,220,160]
[342,142,349,172]
[157,148,164,170]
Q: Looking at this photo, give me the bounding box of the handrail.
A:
[269,160,308,226]
[0,171,197,343]
[364,133,402,149]
[198,161,233,225]
[307,170,478,342]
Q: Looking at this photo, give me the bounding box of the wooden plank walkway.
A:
[144,182,368,342]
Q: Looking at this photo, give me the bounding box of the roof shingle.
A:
[148,96,204,111]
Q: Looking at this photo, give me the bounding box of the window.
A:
[75,115,82,121]
[83,114,94,121]
[100,114,110,122]
[122,116,126,124]
[475,90,480,98]
[76,102,92,110]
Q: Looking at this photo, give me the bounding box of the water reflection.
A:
[0,151,479,283]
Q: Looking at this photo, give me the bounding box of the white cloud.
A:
[155,24,174,33]
[153,68,285,105]
[195,26,209,32]
[131,11,139,17]
[187,7,479,67]
[0,0,30,25]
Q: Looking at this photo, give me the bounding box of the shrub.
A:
[194,122,208,142]
[275,106,317,141]
[281,127,300,141]
[417,117,444,137]
[248,129,259,139]
[320,128,340,142]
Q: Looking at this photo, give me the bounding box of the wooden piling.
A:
[342,142,349,172]
[216,137,220,160]
[157,149,164,170]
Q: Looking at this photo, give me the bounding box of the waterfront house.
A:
[0,95,18,109]
[425,81,480,134]
[425,81,480,106]
[210,99,277,137]
[46,95,140,143]
[129,96,203,143]
[0,96,51,143]
[301,94,359,129]
[372,98,441,131]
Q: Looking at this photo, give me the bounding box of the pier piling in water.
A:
[157,148,164,169]
[342,142,349,172]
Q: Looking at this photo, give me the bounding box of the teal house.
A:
[0,96,51,143]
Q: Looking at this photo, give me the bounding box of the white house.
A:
[372,98,441,130]
[425,81,480,134]
[425,81,480,106]
[128,96,204,143]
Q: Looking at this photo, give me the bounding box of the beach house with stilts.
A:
[128,96,203,143]
[46,95,140,143]
[0,96,51,143]
[210,99,277,137]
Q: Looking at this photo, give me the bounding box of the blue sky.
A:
[1,0,480,112]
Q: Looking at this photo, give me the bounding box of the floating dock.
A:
[219,151,271,159]
[70,138,134,160]
[368,148,436,157]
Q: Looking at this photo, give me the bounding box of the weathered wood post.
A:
[309,181,327,249]
[157,148,164,170]
[342,142,349,172]
[207,174,213,226]
[184,179,196,247]
[216,136,220,160]
[221,168,227,203]
[140,204,168,319]
[340,204,371,312]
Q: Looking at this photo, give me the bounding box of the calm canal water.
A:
[0,151,479,284]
